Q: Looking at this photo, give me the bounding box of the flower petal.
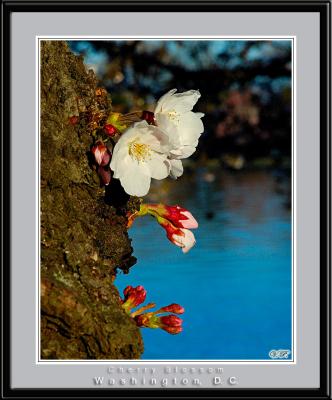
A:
[154,113,181,147]
[119,169,151,197]
[147,155,170,180]
[169,159,184,179]
[169,90,201,113]
[180,211,198,229]
[111,153,137,178]
[177,112,204,145]
[154,89,177,114]
[155,89,201,114]
[168,148,184,158]
[169,145,197,160]
[145,125,170,153]
[173,229,196,253]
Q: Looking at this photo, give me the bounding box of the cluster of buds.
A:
[127,204,198,253]
[120,285,184,335]
[90,112,133,185]
[91,141,112,186]
[134,303,184,335]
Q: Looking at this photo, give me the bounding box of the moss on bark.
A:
[40,41,143,359]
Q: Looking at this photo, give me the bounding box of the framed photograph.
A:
[2,1,330,398]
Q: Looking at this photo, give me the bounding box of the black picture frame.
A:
[2,1,330,398]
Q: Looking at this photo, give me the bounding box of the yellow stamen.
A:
[168,110,180,125]
[128,140,151,162]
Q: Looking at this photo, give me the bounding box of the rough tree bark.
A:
[40,41,143,359]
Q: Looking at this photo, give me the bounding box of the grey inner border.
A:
[11,12,320,389]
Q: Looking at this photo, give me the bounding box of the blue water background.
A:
[116,169,292,360]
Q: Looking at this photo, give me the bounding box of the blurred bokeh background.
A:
[69,40,292,360]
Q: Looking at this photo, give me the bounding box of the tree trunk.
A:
[40,41,143,359]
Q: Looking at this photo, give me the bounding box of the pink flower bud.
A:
[91,142,111,167]
[162,325,183,334]
[147,204,198,229]
[122,285,147,313]
[123,285,133,297]
[167,206,198,229]
[132,297,185,335]
[69,115,79,125]
[158,216,196,253]
[123,285,146,306]
[126,203,198,253]
[134,313,183,334]
[159,315,183,334]
[157,303,185,314]
[141,110,156,125]
[159,314,183,327]
[171,228,196,254]
[104,124,117,137]
[97,166,111,186]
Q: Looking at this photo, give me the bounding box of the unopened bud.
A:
[141,110,156,125]
[157,303,185,314]
[104,124,117,137]
[97,166,111,186]
[122,285,147,313]
[69,115,79,125]
[91,142,111,167]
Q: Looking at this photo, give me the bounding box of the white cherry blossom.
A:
[154,89,204,178]
[110,121,170,197]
